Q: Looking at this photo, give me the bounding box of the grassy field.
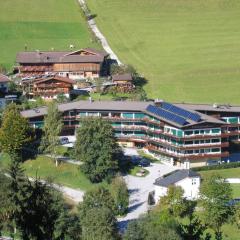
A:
[0,0,100,69]
[0,153,105,190]
[199,167,240,179]
[87,0,240,104]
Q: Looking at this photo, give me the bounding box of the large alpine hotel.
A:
[21,99,240,168]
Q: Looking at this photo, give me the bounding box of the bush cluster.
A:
[192,162,240,171]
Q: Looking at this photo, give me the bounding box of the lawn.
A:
[129,166,149,177]
[199,167,240,197]
[199,167,240,179]
[0,153,104,191]
[0,0,100,69]
[87,0,240,104]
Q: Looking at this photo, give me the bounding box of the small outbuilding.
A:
[154,169,201,203]
[112,73,134,92]
[0,74,10,93]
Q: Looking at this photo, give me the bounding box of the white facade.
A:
[154,176,200,203]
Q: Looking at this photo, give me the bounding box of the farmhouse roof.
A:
[34,76,75,85]
[154,169,200,187]
[112,73,133,81]
[0,74,10,83]
[16,48,108,64]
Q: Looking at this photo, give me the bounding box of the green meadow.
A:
[87,0,240,104]
[0,0,100,69]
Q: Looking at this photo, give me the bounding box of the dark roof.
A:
[0,74,10,83]
[16,48,108,64]
[144,102,224,128]
[154,169,200,187]
[112,73,133,81]
[20,100,226,127]
[176,103,240,114]
[34,76,75,85]
[21,100,150,118]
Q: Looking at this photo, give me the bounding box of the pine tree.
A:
[40,102,63,166]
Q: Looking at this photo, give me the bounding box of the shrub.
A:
[192,162,240,172]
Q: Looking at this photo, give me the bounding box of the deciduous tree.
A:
[110,175,129,215]
[199,174,233,240]
[75,117,120,182]
[81,207,119,240]
[78,186,115,218]
[0,103,33,158]
[158,185,189,218]
[124,210,182,240]
[40,102,63,166]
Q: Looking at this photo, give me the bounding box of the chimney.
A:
[154,98,164,107]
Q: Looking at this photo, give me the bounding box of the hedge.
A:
[192,162,240,172]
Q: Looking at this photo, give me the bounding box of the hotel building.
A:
[21,100,240,168]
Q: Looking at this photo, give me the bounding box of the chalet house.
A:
[154,169,201,203]
[22,76,75,100]
[16,48,109,80]
[0,74,10,93]
[112,73,134,92]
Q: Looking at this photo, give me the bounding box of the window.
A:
[194,130,200,135]
[212,148,220,153]
[185,131,193,136]
[212,128,221,134]
[192,178,197,185]
[212,138,220,143]
[195,140,200,144]
[185,141,193,145]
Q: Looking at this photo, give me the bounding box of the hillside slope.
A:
[0,0,99,68]
[87,0,240,104]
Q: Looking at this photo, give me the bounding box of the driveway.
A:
[118,159,177,230]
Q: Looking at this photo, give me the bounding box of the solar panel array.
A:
[161,102,201,122]
[146,105,188,126]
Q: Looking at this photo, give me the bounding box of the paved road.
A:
[118,155,177,229]
[54,184,84,203]
[78,0,122,64]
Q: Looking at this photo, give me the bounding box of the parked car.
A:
[130,156,141,165]
[60,137,69,145]
[139,158,150,167]
[227,198,240,206]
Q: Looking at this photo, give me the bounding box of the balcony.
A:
[147,145,229,160]
[116,134,147,142]
[148,138,228,150]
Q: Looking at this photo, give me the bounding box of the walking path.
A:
[226,178,240,183]
[78,0,122,64]
[29,177,85,203]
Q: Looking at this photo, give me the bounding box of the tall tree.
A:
[110,175,129,215]
[7,158,80,240]
[0,103,33,158]
[75,117,120,182]
[40,102,63,166]
[78,186,115,218]
[79,186,118,240]
[199,174,233,240]
[0,173,14,236]
[81,207,119,240]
